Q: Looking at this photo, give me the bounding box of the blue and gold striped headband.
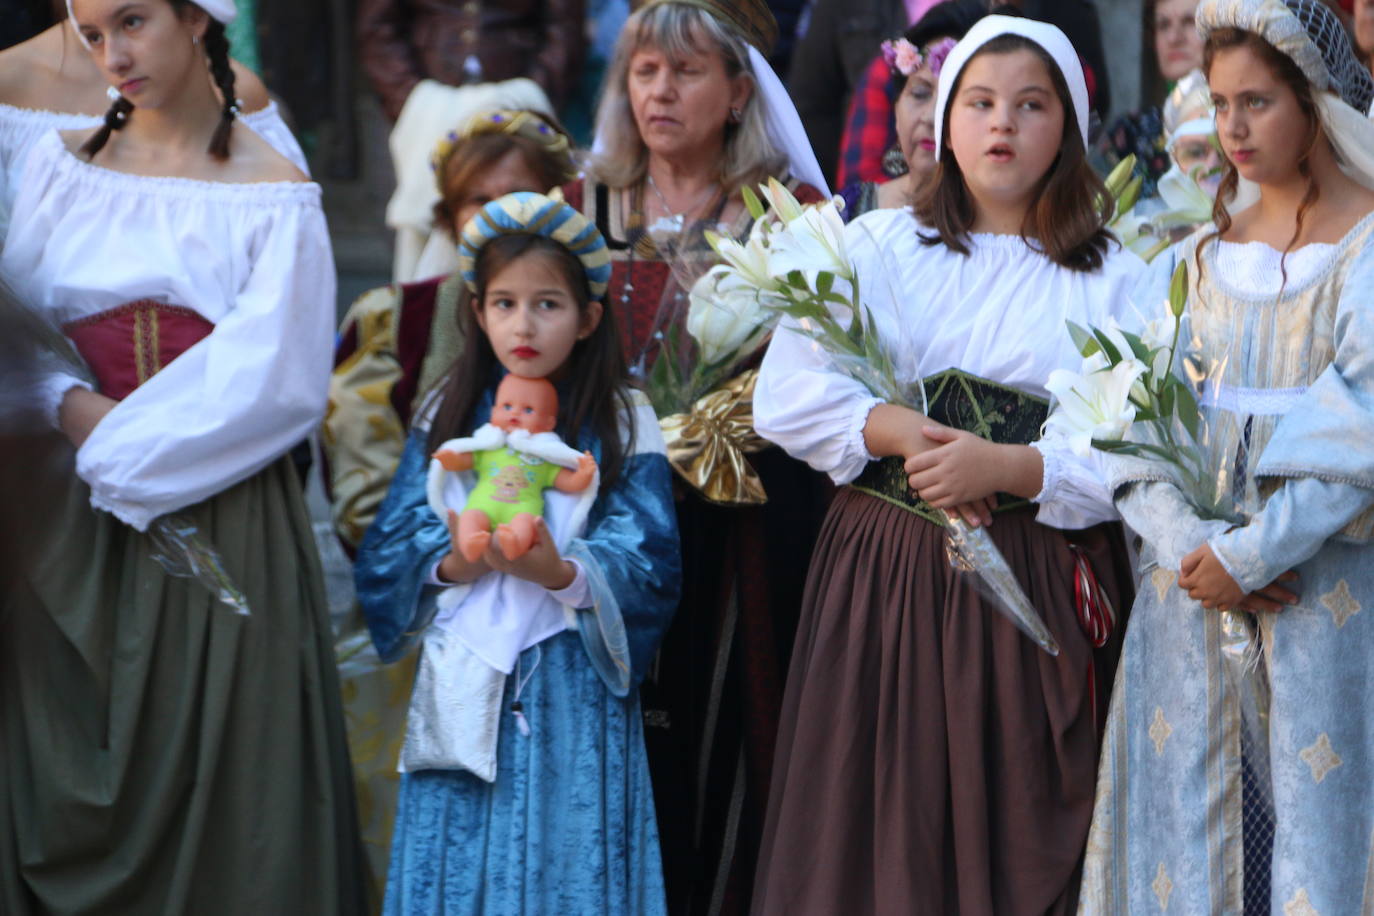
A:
[457,192,612,300]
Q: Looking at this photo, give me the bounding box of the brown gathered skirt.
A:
[752,487,1133,916]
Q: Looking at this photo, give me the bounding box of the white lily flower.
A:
[1153,165,1215,230]
[760,177,806,224]
[766,198,852,283]
[710,230,779,293]
[1043,359,1148,456]
[686,266,777,365]
[1138,310,1176,380]
[1108,205,1160,257]
[1080,350,1109,374]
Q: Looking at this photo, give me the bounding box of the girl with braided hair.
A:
[0,3,306,240]
[65,0,291,175]
[0,1,368,912]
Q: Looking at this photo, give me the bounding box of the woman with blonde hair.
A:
[565,1,829,909]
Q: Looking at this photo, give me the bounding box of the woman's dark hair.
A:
[914,34,1115,272]
[888,1,1014,98]
[425,235,635,490]
[1196,28,1321,290]
[81,0,237,161]
[433,134,572,239]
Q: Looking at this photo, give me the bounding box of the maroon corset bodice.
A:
[63,300,214,401]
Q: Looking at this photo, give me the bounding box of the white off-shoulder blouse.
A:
[755,206,1147,529]
[2,129,335,531]
[0,99,309,239]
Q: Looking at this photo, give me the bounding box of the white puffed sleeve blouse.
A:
[1,129,335,531]
[754,206,1147,529]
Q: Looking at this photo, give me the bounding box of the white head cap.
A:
[933,15,1090,153]
[68,0,238,48]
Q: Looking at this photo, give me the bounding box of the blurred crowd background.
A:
[0,0,1182,310]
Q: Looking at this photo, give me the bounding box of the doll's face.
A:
[491,375,559,434]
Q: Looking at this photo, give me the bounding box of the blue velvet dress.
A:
[355,391,681,915]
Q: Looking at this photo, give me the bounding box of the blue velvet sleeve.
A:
[566,447,682,695]
[354,427,450,663]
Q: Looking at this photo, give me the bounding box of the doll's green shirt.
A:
[469,446,561,525]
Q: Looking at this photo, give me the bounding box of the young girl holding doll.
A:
[355,192,681,915]
[1080,1,1374,911]
[752,17,1146,915]
[324,108,580,897]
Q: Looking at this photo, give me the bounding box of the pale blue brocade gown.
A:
[1079,217,1374,914]
[355,389,681,915]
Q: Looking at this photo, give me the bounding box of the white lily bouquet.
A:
[1044,262,1240,525]
[1106,155,1216,264]
[1047,263,1274,799]
[691,179,1060,654]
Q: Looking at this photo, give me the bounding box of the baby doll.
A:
[432,373,597,562]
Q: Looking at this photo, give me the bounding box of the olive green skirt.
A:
[0,438,367,914]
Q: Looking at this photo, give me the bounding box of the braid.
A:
[78,93,134,160]
[202,20,237,160]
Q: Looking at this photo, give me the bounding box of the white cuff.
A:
[39,372,92,430]
[87,486,155,532]
[1029,439,1062,504]
[1206,533,1257,593]
[841,396,883,482]
[547,558,591,608]
[426,557,590,606]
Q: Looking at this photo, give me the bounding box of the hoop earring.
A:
[881,144,910,178]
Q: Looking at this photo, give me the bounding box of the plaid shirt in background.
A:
[837,55,899,188]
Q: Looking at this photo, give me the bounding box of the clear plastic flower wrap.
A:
[1047,260,1274,824]
[146,513,251,614]
[911,361,1061,656]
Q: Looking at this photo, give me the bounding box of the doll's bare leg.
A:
[496,513,538,560]
[458,509,493,563]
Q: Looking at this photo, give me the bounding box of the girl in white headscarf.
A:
[1080,2,1374,913]
[753,15,1146,914]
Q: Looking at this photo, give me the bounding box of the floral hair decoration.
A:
[881,36,958,78]
[429,109,577,182]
